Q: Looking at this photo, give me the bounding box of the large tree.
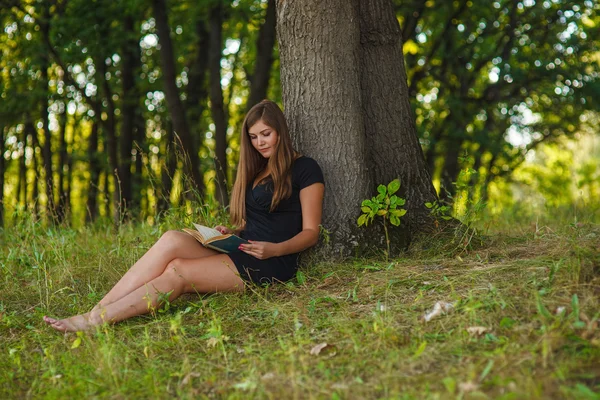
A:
[277,0,437,255]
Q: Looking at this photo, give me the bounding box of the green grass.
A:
[1,210,599,399]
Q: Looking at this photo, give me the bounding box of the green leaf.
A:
[71,337,82,349]
[357,214,367,227]
[397,209,407,217]
[296,270,306,285]
[377,209,387,216]
[536,295,553,320]
[397,198,406,206]
[442,377,456,394]
[377,184,386,196]
[361,199,373,207]
[391,209,403,217]
[390,195,398,205]
[425,202,433,208]
[390,215,400,226]
[571,294,580,322]
[376,193,385,202]
[387,179,401,195]
[479,360,494,381]
[413,341,427,358]
[361,206,371,213]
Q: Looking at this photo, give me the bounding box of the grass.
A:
[0,208,599,399]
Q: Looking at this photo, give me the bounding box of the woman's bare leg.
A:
[44,254,244,332]
[93,231,218,310]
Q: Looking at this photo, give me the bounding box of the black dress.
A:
[228,156,324,285]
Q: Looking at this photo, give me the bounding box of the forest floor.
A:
[0,209,599,399]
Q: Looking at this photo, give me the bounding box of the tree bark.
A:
[358,0,437,234]
[119,14,142,217]
[277,0,437,256]
[246,0,277,110]
[29,120,40,219]
[40,62,55,222]
[278,0,371,256]
[16,124,26,209]
[56,103,68,224]
[208,3,229,206]
[131,111,145,214]
[185,20,210,136]
[86,116,101,223]
[159,120,177,213]
[40,4,55,222]
[98,61,121,225]
[152,0,205,196]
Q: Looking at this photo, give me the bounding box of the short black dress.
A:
[228,156,324,285]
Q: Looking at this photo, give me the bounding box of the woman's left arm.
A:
[239,182,325,259]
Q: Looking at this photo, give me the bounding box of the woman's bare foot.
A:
[43,314,100,332]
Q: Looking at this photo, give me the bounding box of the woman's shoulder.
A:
[292,155,324,187]
[292,155,321,170]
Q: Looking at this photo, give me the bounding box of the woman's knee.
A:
[163,258,195,291]
[158,230,187,252]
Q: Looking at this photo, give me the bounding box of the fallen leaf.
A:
[180,372,200,386]
[331,383,349,390]
[261,372,276,381]
[459,381,479,393]
[206,337,219,348]
[466,326,489,336]
[317,277,337,289]
[310,342,335,356]
[71,337,82,349]
[580,312,590,323]
[422,301,455,322]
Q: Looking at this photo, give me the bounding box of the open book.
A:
[182,223,249,253]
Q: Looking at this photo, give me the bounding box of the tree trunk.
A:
[86,117,100,223]
[246,0,277,110]
[119,14,141,218]
[29,121,41,219]
[208,3,229,206]
[278,0,371,256]
[159,120,177,213]
[131,111,145,214]
[277,0,436,256]
[40,63,55,222]
[16,123,27,209]
[152,0,205,196]
[358,0,437,233]
[39,4,55,223]
[440,135,463,201]
[99,61,121,225]
[186,20,210,135]
[56,104,68,224]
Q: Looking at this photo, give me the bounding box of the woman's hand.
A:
[214,225,233,235]
[239,240,279,260]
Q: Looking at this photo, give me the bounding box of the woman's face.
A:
[248,119,278,158]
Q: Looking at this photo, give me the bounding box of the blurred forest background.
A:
[0,0,599,229]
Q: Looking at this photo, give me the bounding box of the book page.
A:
[193,224,222,241]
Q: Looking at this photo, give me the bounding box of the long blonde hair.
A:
[230,100,296,228]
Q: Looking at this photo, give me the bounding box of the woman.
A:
[43,100,325,332]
